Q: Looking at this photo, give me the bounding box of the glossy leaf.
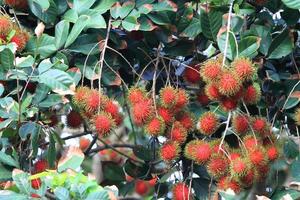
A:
[65,15,90,48]
[55,20,70,49]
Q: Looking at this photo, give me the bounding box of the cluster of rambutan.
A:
[73,86,123,137]
[127,86,194,162]
[0,14,30,52]
[200,57,261,111]
[4,0,28,10]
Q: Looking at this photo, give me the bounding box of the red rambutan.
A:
[206,154,229,179]
[175,89,189,110]
[172,182,191,200]
[176,111,194,131]
[228,150,242,161]
[217,176,241,193]
[94,112,115,136]
[5,0,28,10]
[252,117,267,134]
[148,176,157,187]
[103,99,119,118]
[34,159,48,173]
[160,86,178,108]
[197,111,219,136]
[197,92,210,106]
[66,110,83,129]
[232,114,249,135]
[183,64,201,84]
[185,140,211,164]
[128,87,146,105]
[31,178,41,190]
[160,141,180,162]
[158,106,174,124]
[247,147,268,166]
[266,146,279,161]
[204,83,221,101]
[230,158,250,178]
[200,60,222,83]
[218,71,241,97]
[220,98,238,111]
[135,180,149,196]
[243,83,261,105]
[0,15,12,35]
[169,121,188,144]
[73,86,90,107]
[79,137,90,151]
[10,31,29,51]
[243,135,259,150]
[145,116,165,136]
[232,57,255,82]
[85,89,101,112]
[113,113,123,126]
[209,139,229,154]
[240,169,255,188]
[132,99,154,126]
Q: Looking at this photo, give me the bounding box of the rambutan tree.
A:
[0,0,299,199]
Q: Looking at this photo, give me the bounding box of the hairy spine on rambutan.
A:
[206,154,229,179]
[217,70,242,97]
[232,114,249,135]
[145,116,166,136]
[158,106,174,124]
[239,169,256,188]
[217,176,241,193]
[209,139,229,154]
[197,111,219,136]
[169,121,188,144]
[176,111,194,131]
[197,92,210,106]
[184,140,211,164]
[0,15,12,35]
[66,110,83,129]
[243,83,261,105]
[10,30,30,51]
[172,182,191,200]
[73,87,90,108]
[230,158,251,178]
[159,86,178,108]
[160,141,180,162]
[200,60,222,82]
[228,149,242,161]
[251,117,268,137]
[266,145,279,161]
[247,146,268,166]
[205,83,221,101]
[34,159,48,173]
[132,99,154,126]
[103,99,119,117]
[232,57,255,82]
[5,0,28,10]
[127,87,147,105]
[183,64,201,84]
[174,89,189,110]
[242,135,260,150]
[93,112,115,136]
[84,89,102,112]
[220,97,238,111]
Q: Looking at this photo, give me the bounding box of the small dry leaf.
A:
[35,22,45,38]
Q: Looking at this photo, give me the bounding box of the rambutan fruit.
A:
[132,99,154,126]
[230,158,250,178]
[255,163,269,181]
[200,60,222,83]
[85,89,101,112]
[183,64,201,84]
[159,86,178,108]
[4,0,28,10]
[239,169,255,188]
[197,111,219,136]
[228,150,242,161]
[175,89,189,110]
[145,116,165,136]
[243,135,259,150]
[232,58,255,82]
[34,159,48,173]
[209,139,229,154]
[176,111,194,131]
[158,106,174,124]
[243,83,261,105]
[206,154,229,179]
[251,117,267,134]
[169,121,188,144]
[31,178,41,190]
[0,15,12,36]
[10,31,30,51]
[103,99,119,118]
[232,114,249,135]
[160,141,180,162]
[128,87,147,105]
[31,194,40,198]
[294,107,300,126]
[247,147,268,166]
[220,98,238,111]
[48,115,59,127]
[73,87,90,108]
[126,174,134,182]
[217,176,241,193]
[266,146,279,161]
[204,83,221,101]
[197,92,210,106]
[66,110,83,129]
[94,112,115,136]
[79,137,90,151]
[148,176,157,187]
[113,113,123,126]
[172,182,191,200]
[135,180,149,196]
[218,70,241,97]
[185,140,211,164]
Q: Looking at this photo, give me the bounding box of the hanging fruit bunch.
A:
[0,14,30,52]
[4,0,28,10]
[72,87,123,137]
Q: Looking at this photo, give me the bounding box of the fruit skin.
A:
[232,114,249,135]
[66,110,83,129]
[243,83,261,105]
[230,158,251,178]
[172,182,191,200]
[205,83,221,101]
[0,15,12,36]
[94,112,115,136]
[251,117,268,137]
[183,64,201,84]
[85,89,101,112]
[266,146,279,161]
[10,31,30,51]
[31,178,41,189]
[206,154,229,179]
[132,99,154,126]
[232,57,255,82]
[135,180,149,196]
[79,137,90,151]
[158,107,174,124]
[127,87,147,105]
[174,89,189,110]
[159,86,178,108]
[176,111,194,131]
[197,92,210,106]
[145,116,166,136]
[200,60,222,83]
[243,135,259,150]
[169,121,187,144]
[34,159,48,173]
[218,70,242,97]
[73,87,90,108]
[220,98,238,111]
[31,193,41,198]
[148,176,157,187]
[217,176,241,193]
[160,141,180,162]
[197,111,219,136]
[184,140,211,164]
[247,146,268,166]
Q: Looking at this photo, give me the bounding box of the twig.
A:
[152,44,162,116]
[222,0,234,67]
[282,80,300,110]
[218,111,232,152]
[84,134,98,155]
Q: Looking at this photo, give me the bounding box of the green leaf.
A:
[57,147,84,172]
[26,34,57,58]
[138,16,157,31]
[54,187,70,200]
[67,67,82,86]
[103,163,125,181]
[0,190,28,200]
[133,145,154,162]
[28,0,58,24]
[283,139,299,159]
[38,59,53,74]
[138,4,153,14]
[0,164,12,180]
[18,122,41,141]
[63,9,78,23]
[281,0,300,9]
[180,17,202,39]
[69,34,100,55]
[123,159,150,179]
[12,170,30,194]
[39,69,75,95]
[152,0,177,12]
[238,36,261,58]
[122,16,140,31]
[201,10,223,41]
[32,83,50,105]
[110,2,121,19]
[64,15,90,48]
[268,29,294,59]
[33,0,50,11]
[0,83,4,97]
[73,0,96,14]
[0,48,14,70]
[16,56,35,68]
[272,189,300,200]
[93,0,117,14]
[55,20,70,49]
[38,94,63,107]
[251,25,271,55]
[85,190,109,200]
[21,94,33,112]
[147,12,170,25]
[119,1,135,19]
[48,133,56,168]
[217,30,237,60]
[291,158,300,181]
[283,97,300,110]
[82,9,107,29]
[0,151,19,168]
